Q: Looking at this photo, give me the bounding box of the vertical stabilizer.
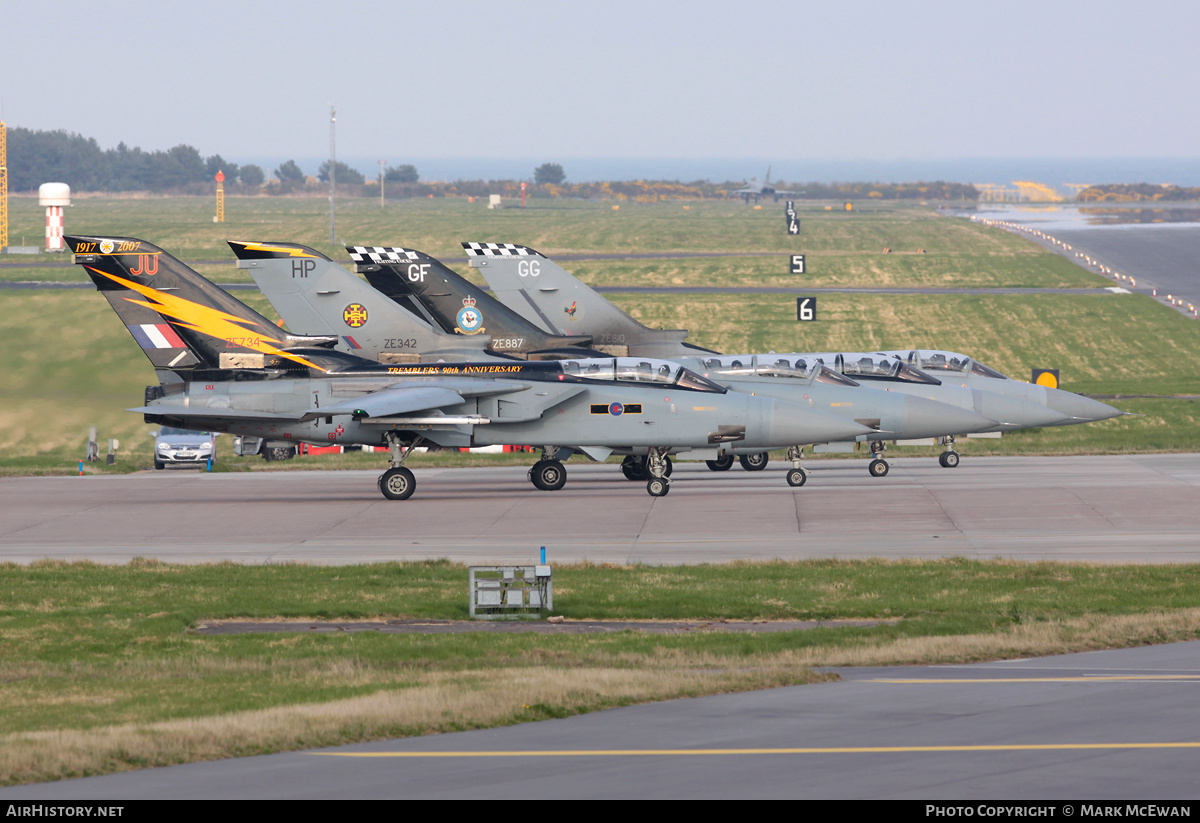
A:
[228,240,496,362]
[464,241,710,358]
[67,236,325,374]
[348,245,598,358]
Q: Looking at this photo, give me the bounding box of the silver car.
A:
[152,427,215,469]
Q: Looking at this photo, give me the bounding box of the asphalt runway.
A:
[3,453,1200,565]
[1053,226,1200,308]
[6,642,1200,799]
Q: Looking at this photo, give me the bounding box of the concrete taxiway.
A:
[2,453,1199,565]
[5,641,1200,799]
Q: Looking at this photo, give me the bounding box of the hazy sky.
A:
[4,0,1198,178]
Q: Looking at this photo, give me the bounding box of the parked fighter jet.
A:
[348,246,606,360]
[227,241,499,363]
[469,242,1124,474]
[733,167,801,203]
[69,235,873,498]
[237,241,996,487]
[882,349,1126,428]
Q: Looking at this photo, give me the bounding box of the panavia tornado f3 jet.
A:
[68,236,873,498]
[234,239,998,487]
[468,242,1126,475]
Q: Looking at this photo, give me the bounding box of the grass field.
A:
[3,558,1200,785]
[2,195,1101,289]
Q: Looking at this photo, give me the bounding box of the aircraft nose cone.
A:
[974,390,1072,430]
[1042,388,1125,424]
[899,395,997,438]
[764,400,873,446]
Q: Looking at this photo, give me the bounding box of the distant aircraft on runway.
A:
[69,235,871,498]
[733,167,802,203]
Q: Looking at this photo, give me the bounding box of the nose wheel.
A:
[647,477,670,497]
[938,436,960,468]
[867,439,890,478]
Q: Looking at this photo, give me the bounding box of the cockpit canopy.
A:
[707,352,940,385]
[693,354,860,386]
[887,349,1009,380]
[560,358,726,393]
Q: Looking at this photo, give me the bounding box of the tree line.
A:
[6,127,979,201]
[6,127,263,193]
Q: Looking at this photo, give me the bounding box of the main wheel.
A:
[868,459,889,477]
[739,453,769,472]
[939,451,960,468]
[265,446,294,462]
[531,459,567,491]
[378,467,416,500]
[621,455,645,481]
[647,477,670,497]
[786,468,807,487]
[705,454,734,472]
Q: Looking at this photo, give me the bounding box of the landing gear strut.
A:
[644,448,671,497]
[867,439,889,478]
[938,435,960,468]
[785,445,807,487]
[378,433,423,500]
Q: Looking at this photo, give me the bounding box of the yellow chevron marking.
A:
[231,241,318,257]
[90,267,326,372]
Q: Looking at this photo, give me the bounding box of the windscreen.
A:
[894,350,1010,380]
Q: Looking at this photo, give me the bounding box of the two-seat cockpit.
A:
[690,354,861,387]
[559,358,727,393]
[884,349,1010,380]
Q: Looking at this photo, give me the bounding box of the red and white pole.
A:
[45,205,64,251]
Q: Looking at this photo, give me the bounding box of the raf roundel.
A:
[609,402,624,416]
[343,303,368,328]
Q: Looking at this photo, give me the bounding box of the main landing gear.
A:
[704,454,734,472]
[738,452,769,472]
[529,446,567,491]
[378,433,423,500]
[938,435,961,468]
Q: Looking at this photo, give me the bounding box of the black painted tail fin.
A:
[67,235,329,374]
